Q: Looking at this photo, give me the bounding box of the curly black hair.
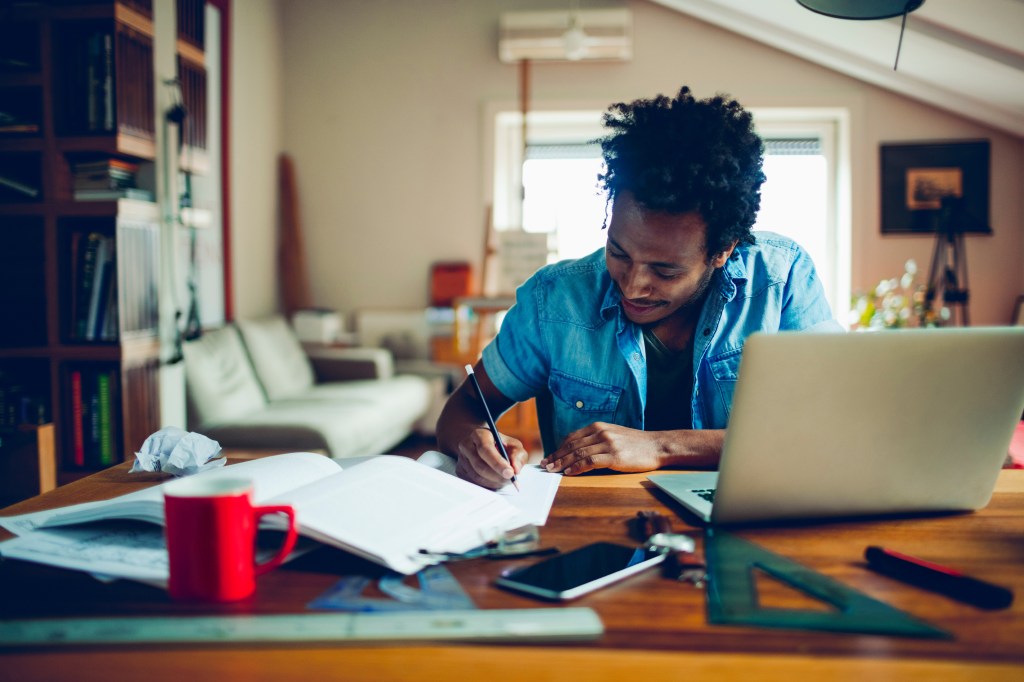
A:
[598,86,765,257]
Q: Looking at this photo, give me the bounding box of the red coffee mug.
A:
[163,476,298,602]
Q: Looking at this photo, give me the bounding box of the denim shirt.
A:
[481,232,841,453]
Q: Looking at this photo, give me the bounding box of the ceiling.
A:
[649,0,1024,138]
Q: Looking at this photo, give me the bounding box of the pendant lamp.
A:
[796,0,926,69]
[795,0,925,20]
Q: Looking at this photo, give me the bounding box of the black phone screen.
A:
[496,542,664,599]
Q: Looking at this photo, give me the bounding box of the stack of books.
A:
[71,158,153,201]
[67,366,118,468]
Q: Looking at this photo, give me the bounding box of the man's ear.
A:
[710,241,739,268]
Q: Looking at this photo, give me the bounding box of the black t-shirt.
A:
[642,328,693,431]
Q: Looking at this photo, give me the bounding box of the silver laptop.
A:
[648,327,1024,525]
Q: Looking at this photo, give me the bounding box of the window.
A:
[490,108,849,318]
[522,142,607,260]
[751,114,850,321]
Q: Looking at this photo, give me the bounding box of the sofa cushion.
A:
[236,316,316,400]
[183,326,268,425]
[202,375,433,459]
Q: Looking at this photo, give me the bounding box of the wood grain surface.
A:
[1,460,1022,680]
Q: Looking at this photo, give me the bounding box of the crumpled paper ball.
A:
[130,426,226,476]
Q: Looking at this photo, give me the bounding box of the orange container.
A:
[430,262,474,307]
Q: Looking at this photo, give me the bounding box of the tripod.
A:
[922,197,969,326]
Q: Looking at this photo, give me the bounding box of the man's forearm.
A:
[435,387,487,457]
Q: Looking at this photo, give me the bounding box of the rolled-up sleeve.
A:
[780,246,843,332]
[481,277,551,402]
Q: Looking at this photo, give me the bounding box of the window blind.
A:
[525,142,602,161]
[762,137,822,156]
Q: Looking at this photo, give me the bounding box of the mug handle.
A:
[251,504,299,577]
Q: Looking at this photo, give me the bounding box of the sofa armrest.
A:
[305,346,395,382]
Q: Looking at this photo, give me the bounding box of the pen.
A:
[864,546,1014,610]
[464,364,519,491]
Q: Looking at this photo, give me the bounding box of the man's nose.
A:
[621,266,652,298]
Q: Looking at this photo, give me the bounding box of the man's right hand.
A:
[454,428,529,490]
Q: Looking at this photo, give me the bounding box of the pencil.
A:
[465,364,520,491]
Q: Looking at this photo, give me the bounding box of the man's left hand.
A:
[541,422,665,475]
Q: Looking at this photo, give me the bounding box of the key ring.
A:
[633,511,707,587]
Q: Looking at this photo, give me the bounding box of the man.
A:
[437,86,840,489]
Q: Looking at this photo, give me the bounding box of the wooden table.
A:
[1,461,1022,681]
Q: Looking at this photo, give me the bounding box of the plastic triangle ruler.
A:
[308,565,476,612]
[704,528,951,638]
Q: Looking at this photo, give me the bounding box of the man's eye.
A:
[653,269,681,280]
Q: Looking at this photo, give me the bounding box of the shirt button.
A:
[632,352,640,361]
[575,400,584,409]
[703,328,711,336]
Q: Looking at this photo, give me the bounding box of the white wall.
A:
[230,0,1023,325]
[231,0,285,318]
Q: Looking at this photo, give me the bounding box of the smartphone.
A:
[494,541,665,601]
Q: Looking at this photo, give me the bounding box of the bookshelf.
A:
[0,0,212,485]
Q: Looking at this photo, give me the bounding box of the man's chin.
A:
[622,305,670,326]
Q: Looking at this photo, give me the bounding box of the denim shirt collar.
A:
[599,278,622,327]
[718,251,747,302]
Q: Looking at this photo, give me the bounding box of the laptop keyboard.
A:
[693,488,716,503]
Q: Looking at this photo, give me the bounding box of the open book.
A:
[0,453,528,575]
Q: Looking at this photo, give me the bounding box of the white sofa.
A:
[182,315,436,459]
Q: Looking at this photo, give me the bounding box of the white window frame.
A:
[751,109,851,323]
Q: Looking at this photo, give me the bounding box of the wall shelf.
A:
[0,0,211,479]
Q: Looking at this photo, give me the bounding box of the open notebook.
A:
[649,327,1024,525]
[0,453,539,580]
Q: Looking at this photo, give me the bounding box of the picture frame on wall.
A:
[880,140,991,235]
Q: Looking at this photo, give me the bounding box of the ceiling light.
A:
[796,0,925,20]
[796,0,926,70]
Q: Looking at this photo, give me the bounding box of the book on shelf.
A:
[96,372,113,466]
[73,188,153,202]
[84,31,115,133]
[66,367,117,468]
[0,174,40,198]
[102,32,114,132]
[70,232,118,342]
[85,372,100,466]
[69,370,85,467]
[0,110,39,130]
[85,32,98,131]
[72,232,103,340]
[99,248,117,341]
[0,123,40,134]
[0,453,528,576]
[60,27,117,134]
[97,260,119,341]
[83,236,111,341]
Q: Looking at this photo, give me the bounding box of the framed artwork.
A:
[880,140,991,234]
